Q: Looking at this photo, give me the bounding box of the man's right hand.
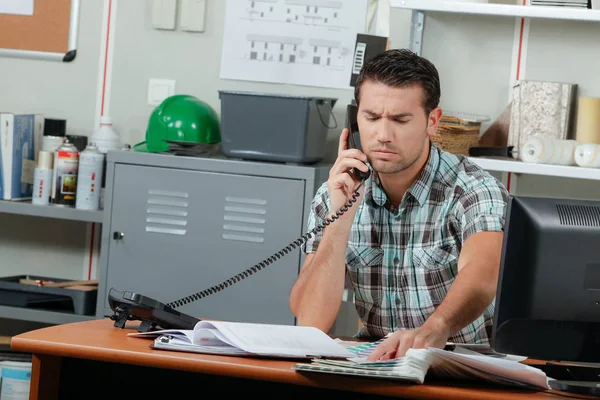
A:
[327,128,370,220]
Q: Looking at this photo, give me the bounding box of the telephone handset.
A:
[109,105,372,333]
[345,104,371,181]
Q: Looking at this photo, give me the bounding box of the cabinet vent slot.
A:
[148,189,189,198]
[223,196,267,243]
[146,190,189,235]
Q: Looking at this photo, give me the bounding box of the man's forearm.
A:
[289,223,352,332]
[424,261,498,337]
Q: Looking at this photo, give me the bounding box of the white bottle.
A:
[31,150,54,206]
[91,116,120,209]
[91,116,120,153]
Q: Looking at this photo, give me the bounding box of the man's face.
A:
[357,80,439,175]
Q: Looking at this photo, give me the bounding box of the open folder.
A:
[129,320,354,359]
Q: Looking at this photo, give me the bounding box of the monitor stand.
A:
[544,362,600,396]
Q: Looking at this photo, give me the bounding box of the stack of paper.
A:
[129,320,354,359]
[427,348,549,389]
[433,113,487,155]
[437,115,483,135]
[293,343,551,390]
[293,348,435,384]
[531,0,588,8]
[130,319,551,391]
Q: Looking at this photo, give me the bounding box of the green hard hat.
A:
[134,94,221,153]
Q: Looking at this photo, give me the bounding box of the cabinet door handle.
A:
[113,231,124,240]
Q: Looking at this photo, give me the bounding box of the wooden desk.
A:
[10,319,566,399]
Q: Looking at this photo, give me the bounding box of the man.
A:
[288,49,509,361]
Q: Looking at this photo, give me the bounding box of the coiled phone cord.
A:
[166,180,366,309]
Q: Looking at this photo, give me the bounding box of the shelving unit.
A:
[468,157,600,181]
[0,200,103,223]
[0,202,103,326]
[390,0,600,185]
[0,305,94,325]
[390,0,600,22]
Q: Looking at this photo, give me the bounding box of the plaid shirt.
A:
[302,144,509,344]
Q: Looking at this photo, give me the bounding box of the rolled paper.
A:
[520,137,578,165]
[574,143,600,168]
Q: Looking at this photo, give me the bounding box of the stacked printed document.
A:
[293,348,436,384]
[293,344,551,390]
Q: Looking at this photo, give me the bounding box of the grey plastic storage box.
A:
[218,90,337,164]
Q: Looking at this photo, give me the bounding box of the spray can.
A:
[31,151,54,206]
[75,143,105,210]
[51,140,79,207]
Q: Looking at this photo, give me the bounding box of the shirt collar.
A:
[407,143,440,206]
[365,168,386,207]
[364,143,440,208]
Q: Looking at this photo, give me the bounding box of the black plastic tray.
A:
[0,275,97,315]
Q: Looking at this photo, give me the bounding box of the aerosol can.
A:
[75,143,105,210]
[51,140,79,207]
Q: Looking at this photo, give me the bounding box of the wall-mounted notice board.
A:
[0,0,80,62]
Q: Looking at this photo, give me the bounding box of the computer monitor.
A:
[492,195,600,364]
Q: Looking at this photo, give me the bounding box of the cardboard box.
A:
[0,113,35,200]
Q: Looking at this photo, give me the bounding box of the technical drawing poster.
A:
[220,0,368,89]
[0,0,34,15]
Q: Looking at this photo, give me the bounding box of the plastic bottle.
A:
[91,116,121,209]
[91,116,120,153]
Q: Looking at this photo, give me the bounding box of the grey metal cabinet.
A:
[96,151,330,326]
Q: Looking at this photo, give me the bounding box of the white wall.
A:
[0,1,103,136]
[110,0,360,156]
[419,11,516,124]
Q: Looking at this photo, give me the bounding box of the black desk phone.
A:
[109,104,372,333]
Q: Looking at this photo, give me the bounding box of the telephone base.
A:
[548,380,600,396]
[108,288,200,333]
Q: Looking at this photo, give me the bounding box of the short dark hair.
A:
[354,48,441,115]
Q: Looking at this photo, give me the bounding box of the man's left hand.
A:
[366,319,451,361]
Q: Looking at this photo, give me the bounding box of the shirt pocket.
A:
[412,243,459,307]
[412,243,458,271]
[345,244,384,307]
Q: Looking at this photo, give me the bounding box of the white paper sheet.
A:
[198,320,354,358]
[220,0,368,89]
[428,347,549,389]
[0,0,34,16]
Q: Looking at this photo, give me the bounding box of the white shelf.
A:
[468,157,600,180]
[391,0,600,22]
[0,305,94,325]
[0,200,103,223]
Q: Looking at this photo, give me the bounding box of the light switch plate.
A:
[179,0,207,32]
[148,79,176,106]
[152,0,178,30]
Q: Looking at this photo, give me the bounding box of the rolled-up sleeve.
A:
[456,176,509,243]
[302,182,331,254]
